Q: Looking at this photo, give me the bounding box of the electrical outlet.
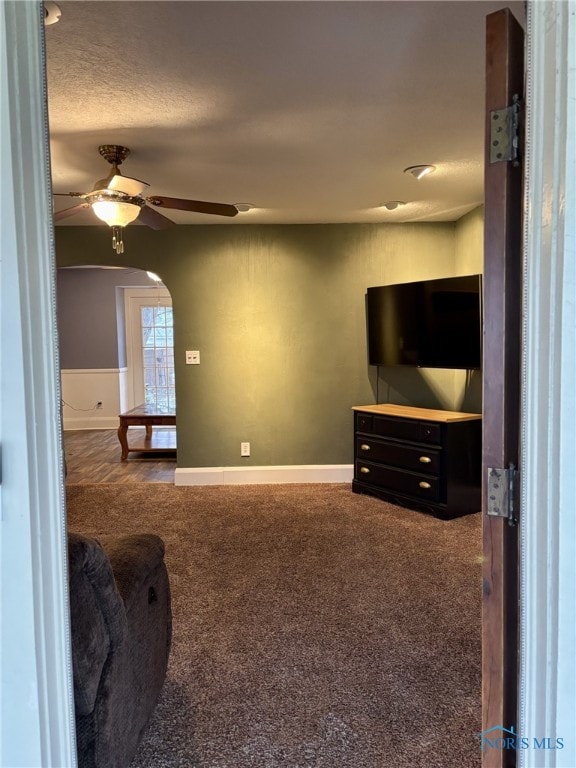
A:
[241,442,250,457]
[96,401,103,409]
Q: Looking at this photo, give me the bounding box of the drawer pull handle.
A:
[360,444,371,451]
[360,467,371,474]
[419,481,432,489]
[419,456,432,464]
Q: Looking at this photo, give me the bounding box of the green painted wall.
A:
[455,205,484,274]
[452,206,484,411]
[56,218,482,467]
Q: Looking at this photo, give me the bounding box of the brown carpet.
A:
[66,483,482,768]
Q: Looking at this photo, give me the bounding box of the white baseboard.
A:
[174,464,354,486]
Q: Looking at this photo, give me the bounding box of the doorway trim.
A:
[124,287,173,411]
[1,1,76,765]
[519,1,576,764]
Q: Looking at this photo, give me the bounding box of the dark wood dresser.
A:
[352,404,482,518]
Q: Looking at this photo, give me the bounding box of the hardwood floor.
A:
[64,429,176,484]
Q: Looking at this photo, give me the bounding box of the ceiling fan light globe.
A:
[92,200,141,227]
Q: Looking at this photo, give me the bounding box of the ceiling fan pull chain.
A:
[111,226,124,254]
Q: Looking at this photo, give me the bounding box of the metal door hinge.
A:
[490,94,522,165]
[487,465,519,525]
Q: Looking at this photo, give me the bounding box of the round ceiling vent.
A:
[379,201,406,211]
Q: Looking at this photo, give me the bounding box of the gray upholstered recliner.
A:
[68,532,172,768]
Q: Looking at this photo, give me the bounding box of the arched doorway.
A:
[57,266,177,482]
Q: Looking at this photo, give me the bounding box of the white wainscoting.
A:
[61,368,127,429]
[118,367,129,413]
[175,464,354,486]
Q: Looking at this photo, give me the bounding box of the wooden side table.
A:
[117,404,176,460]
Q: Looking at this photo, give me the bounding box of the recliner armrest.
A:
[67,533,128,716]
[96,533,167,613]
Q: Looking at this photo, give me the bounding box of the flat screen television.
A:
[366,274,482,369]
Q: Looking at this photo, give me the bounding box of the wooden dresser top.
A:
[352,403,482,423]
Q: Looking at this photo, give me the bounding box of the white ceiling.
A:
[46,1,525,227]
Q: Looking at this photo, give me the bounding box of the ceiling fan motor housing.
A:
[98,144,131,167]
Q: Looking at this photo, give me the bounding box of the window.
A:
[141,304,175,410]
[125,288,174,411]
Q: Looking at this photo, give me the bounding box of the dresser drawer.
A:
[355,437,441,474]
[355,460,441,501]
[370,415,442,445]
[355,413,374,433]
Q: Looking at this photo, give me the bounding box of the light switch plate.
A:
[186,350,200,364]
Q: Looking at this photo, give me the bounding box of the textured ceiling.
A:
[46,1,525,226]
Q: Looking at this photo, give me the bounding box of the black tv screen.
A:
[367,275,482,369]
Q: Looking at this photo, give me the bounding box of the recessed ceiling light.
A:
[404,165,436,180]
[44,1,61,25]
[234,203,256,212]
[379,201,406,211]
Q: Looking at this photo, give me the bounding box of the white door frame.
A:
[124,287,172,410]
[1,1,76,765]
[519,2,576,765]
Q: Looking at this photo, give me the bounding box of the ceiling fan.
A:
[54,145,238,253]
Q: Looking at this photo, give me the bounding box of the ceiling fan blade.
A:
[108,174,149,197]
[54,203,90,221]
[146,195,239,217]
[138,204,175,230]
